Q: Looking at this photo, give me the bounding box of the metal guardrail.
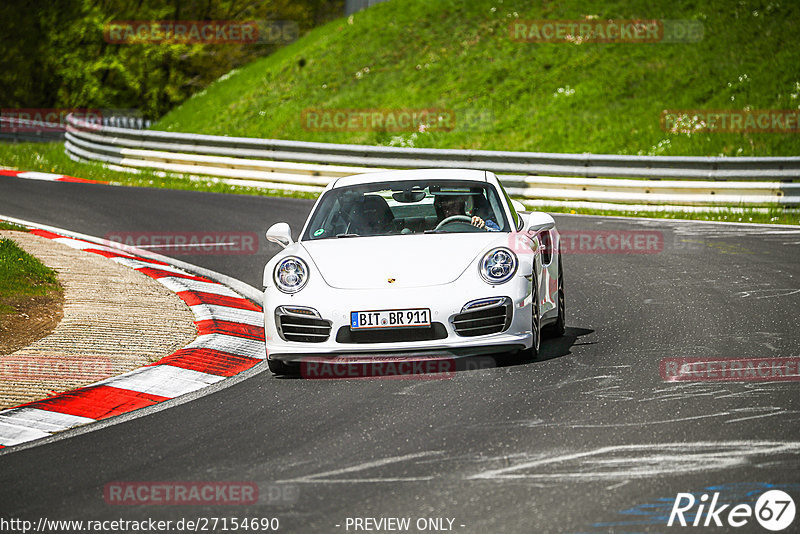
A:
[0,116,151,143]
[62,114,800,208]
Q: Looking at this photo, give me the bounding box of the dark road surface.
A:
[1,177,799,533]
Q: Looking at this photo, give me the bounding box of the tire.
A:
[520,275,541,360]
[542,251,565,338]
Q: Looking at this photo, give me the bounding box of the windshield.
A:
[302,180,510,240]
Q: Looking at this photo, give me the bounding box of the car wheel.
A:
[520,275,541,361]
[543,251,565,338]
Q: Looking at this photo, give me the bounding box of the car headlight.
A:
[479,248,518,284]
[274,257,309,293]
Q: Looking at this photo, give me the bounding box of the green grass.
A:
[155,0,800,157]
[0,222,28,231]
[0,237,62,315]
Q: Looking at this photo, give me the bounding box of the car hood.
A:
[301,233,506,289]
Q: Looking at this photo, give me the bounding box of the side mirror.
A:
[528,221,555,234]
[525,212,555,235]
[266,222,293,248]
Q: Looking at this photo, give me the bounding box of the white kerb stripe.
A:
[84,243,138,254]
[16,171,64,181]
[52,237,96,250]
[95,365,225,398]
[0,421,50,446]
[190,304,263,327]
[50,238,159,258]
[185,333,266,360]
[0,408,94,432]
[157,276,240,297]
[111,257,189,275]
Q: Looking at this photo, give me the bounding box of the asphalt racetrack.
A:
[1,178,799,533]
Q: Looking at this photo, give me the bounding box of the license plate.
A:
[350,308,431,330]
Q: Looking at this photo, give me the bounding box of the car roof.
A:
[331,168,489,189]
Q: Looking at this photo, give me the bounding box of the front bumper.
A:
[264,274,534,363]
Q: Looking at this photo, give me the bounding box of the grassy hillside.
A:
[155,0,800,157]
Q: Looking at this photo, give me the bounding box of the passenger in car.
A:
[347,195,397,235]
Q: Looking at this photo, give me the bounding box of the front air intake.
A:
[275,307,331,343]
[452,297,512,337]
[336,323,448,344]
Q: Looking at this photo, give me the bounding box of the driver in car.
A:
[434,194,501,231]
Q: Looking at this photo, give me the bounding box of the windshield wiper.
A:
[423,229,448,234]
[336,233,360,238]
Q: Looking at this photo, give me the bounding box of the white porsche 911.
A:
[262,169,564,375]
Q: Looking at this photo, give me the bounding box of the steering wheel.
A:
[434,215,472,231]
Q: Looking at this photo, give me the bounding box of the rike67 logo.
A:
[668,489,795,530]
